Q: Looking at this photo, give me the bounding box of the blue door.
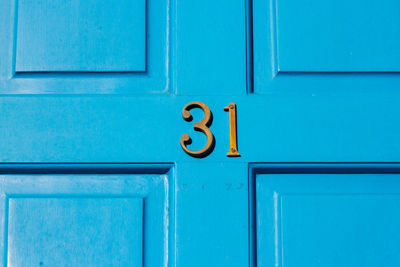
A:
[1,0,400,266]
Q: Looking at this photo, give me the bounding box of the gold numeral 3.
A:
[180,101,215,158]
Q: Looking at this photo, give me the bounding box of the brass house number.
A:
[180,101,240,158]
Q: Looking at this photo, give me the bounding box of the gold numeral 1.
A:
[224,102,240,157]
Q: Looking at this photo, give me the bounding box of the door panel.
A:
[0,0,168,94]
[253,0,400,93]
[276,0,400,72]
[16,0,146,72]
[0,164,173,266]
[251,165,400,267]
[9,198,143,266]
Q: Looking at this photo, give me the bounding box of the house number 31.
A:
[180,101,240,158]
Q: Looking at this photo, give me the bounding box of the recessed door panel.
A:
[8,197,143,266]
[253,167,400,267]
[0,0,168,94]
[253,0,400,93]
[16,0,146,72]
[0,165,173,267]
[277,0,400,72]
[279,194,400,267]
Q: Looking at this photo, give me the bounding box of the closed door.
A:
[1,0,400,266]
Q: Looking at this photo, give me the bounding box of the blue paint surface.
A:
[0,165,174,266]
[253,0,400,93]
[0,0,169,94]
[16,0,146,72]
[0,0,400,266]
[276,0,400,71]
[252,165,400,267]
[8,197,143,266]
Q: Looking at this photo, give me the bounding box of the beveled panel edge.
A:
[0,163,174,174]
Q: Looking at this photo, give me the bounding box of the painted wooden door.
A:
[1,0,400,266]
